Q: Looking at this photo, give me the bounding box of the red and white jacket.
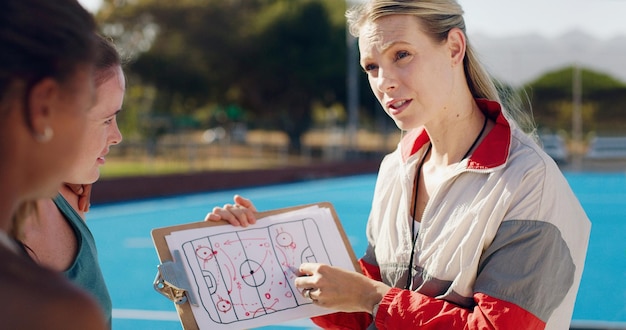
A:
[312,99,591,329]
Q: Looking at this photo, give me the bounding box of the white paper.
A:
[164,205,356,330]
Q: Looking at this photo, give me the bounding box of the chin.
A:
[394,120,411,131]
[394,118,423,132]
[73,172,100,186]
[88,174,101,184]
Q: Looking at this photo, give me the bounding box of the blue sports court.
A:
[88,172,626,329]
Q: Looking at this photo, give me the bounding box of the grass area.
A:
[99,160,191,178]
[98,128,626,179]
[99,129,401,178]
[99,155,310,178]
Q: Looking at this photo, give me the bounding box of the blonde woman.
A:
[208,1,591,329]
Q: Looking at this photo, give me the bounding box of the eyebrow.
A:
[105,109,122,118]
[360,40,411,66]
[379,40,412,53]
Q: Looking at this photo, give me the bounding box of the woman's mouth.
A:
[387,99,411,115]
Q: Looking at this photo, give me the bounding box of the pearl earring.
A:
[35,126,54,143]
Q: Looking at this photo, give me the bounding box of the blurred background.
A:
[69,0,626,330]
[75,1,626,329]
[77,0,626,178]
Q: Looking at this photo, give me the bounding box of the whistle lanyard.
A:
[404,115,488,291]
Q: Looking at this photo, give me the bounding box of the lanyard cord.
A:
[405,143,430,290]
[404,114,488,291]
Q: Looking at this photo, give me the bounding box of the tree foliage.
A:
[525,66,626,135]
[99,0,349,151]
[97,1,626,149]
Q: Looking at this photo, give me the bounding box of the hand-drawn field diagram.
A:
[180,217,330,325]
[159,205,357,329]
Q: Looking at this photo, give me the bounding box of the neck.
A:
[425,100,486,167]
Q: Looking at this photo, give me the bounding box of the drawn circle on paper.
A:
[216,298,232,313]
[240,260,266,287]
[195,245,215,261]
[276,232,294,247]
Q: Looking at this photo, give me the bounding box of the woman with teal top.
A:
[20,34,125,327]
[1,0,110,328]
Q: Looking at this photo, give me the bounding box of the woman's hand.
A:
[64,183,92,213]
[204,195,257,227]
[295,263,391,313]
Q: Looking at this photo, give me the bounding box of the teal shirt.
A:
[53,194,112,326]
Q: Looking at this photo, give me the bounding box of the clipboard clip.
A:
[153,250,198,306]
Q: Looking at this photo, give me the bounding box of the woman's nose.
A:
[375,68,397,93]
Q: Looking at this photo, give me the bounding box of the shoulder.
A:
[0,245,106,330]
[505,129,560,181]
[503,129,589,227]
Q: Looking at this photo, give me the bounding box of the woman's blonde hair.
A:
[346,0,535,134]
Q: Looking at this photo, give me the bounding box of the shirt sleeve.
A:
[374,289,545,329]
[310,258,381,329]
[311,255,548,330]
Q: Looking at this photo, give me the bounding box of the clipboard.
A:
[151,202,360,330]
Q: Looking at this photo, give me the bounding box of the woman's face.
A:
[358,15,457,131]
[30,66,96,198]
[65,66,125,185]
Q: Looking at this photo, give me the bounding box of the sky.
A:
[79,0,626,40]
[458,0,626,39]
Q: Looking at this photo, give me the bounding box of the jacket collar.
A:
[400,98,511,170]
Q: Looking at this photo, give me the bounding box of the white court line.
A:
[112,309,179,321]
[570,320,626,330]
[112,309,317,328]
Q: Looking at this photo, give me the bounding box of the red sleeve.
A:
[375,289,545,329]
[310,259,381,329]
[311,260,545,330]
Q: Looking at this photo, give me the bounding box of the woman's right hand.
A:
[204,195,257,227]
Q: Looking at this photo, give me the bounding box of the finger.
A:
[298,262,317,276]
[233,195,257,224]
[302,288,312,300]
[208,206,241,226]
[80,184,92,212]
[294,265,317,289]
[228,205,254,227]
[204,212,222,222]
[234,195,258,212]
[309,288,321,302]
[82,183,93,198]
[64,183,84,195]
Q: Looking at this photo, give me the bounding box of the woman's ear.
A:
[27,78,60,143]
[446,27,466,67]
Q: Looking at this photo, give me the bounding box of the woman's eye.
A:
[363,64,378,73]
[395,51,410,61]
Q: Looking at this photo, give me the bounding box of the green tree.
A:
[524,66,626,135]
[235,0,347,151]
[98,0,348,151]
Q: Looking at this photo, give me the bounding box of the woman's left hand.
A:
[295,263,391,313]
[65,183,92,213]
